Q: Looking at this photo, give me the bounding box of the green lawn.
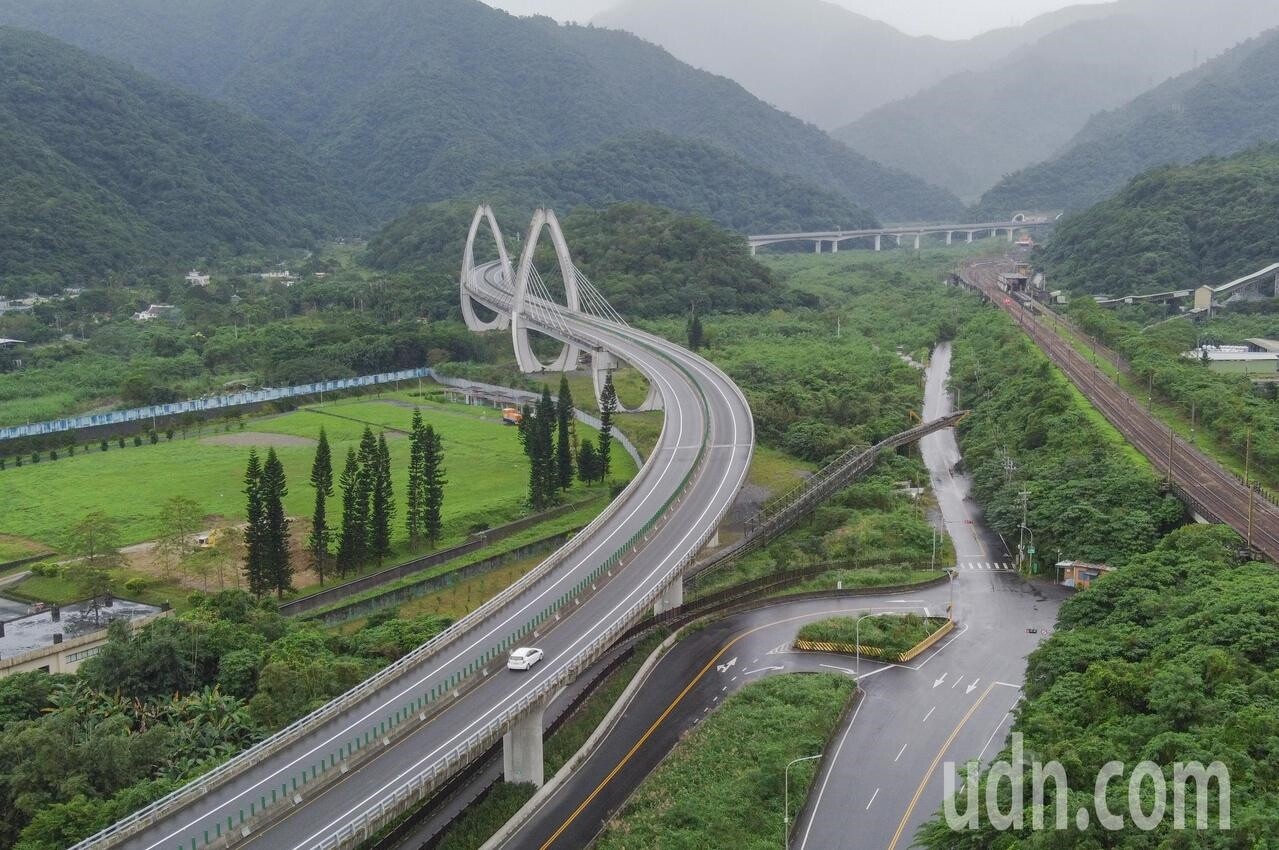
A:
[594,674,855,850]
[0,397,636,549]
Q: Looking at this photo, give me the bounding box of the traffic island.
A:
[793,613,953,663]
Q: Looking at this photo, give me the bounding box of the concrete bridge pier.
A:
[895,235,902,248]
[913,233,922,251]
[946,232,953,246]
[503,698,549,787]
[831,240,839,253]
[966,231,974,243]
[814,241,822,254]
[874,235,882,251]
[653,576,684,616]
[750,244,758,257]
[1007,228,1016,243]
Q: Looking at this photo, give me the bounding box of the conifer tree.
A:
[308,427,333,584]
[370,433,394,563]
[406,408,426,545]
[422,425,447,545]
[242,449,268,597]
[577,440,600,484]
[260,448,292,598]
[687,308,705,351]
[354,426,377,565]
[598,372,618,481]
[337,448,363,577]
[556,375,575,491]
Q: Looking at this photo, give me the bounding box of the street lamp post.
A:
[784,754,822,849]
[1019,524,1036,574]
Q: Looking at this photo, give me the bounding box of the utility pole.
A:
[1017,489,1030,569]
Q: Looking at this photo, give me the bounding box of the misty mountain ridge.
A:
[0,0,963,223]
[832,0,1279,202]
[592,0,1120,131]
[974,28,1279,217]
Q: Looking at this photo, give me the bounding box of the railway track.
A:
[961,260,1278,563]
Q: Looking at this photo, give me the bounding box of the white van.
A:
[507,647,545,671]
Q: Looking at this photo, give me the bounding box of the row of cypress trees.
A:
[520,374,616,510]
[302,409,447,585]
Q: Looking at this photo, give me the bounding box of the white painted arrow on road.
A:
[933,673,948,688]
[743,665,784,676]
[717,657,738,674]
[966,679,981,694]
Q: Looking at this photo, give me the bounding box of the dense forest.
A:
[368,203,788,319]
[975,29,1279,217]
[0,592,450,849]
[1039,144,1279,296]
[951,310,1185,566]
[469,133,879,235]
[0,27,360,285]
[919,524,1278,847]
[0,0,962,222]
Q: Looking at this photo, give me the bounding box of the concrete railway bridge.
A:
[748,217,1057,255]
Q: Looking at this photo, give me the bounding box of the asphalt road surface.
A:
[495,341,1068,850]
[97,264,752,850]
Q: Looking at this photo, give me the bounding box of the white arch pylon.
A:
[511,208,583,373]
[461,204,512,332]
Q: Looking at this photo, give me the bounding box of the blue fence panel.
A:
[0,368,433,443]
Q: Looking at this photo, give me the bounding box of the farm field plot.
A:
[0,398,634,550]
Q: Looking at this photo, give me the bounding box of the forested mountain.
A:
[367,202,786,318]
[832,0,1279,202]
[0,27,360,285]
[1039,144,1279,295]
[0,0,963,222]
[594,0,1117,131]
[473,133,877,234]
[975,29,1279,217]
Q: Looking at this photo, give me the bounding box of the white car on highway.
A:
[507,647,545,671]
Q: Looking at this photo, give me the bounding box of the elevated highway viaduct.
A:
[72,207,753,850]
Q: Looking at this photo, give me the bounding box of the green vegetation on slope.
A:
[1039,143,1279,296]
[467,132,879,235]
[0,0,962,221]
[369,203,785,319]
[952,309,1185,566]
[976,29,1279,217]
[918,525,1276,848]
[0,27,359,286]
[594,674,854,850]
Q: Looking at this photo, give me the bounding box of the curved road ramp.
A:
[72,206,754,850]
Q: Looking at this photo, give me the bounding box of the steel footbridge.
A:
[72,206,753,850]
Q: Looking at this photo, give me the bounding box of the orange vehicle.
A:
[502,407,524,426]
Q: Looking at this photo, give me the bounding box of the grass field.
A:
[0,396,636,550]
[594,674,854,850]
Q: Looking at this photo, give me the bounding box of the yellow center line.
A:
[535,607,878,850]
[886,681,997,850]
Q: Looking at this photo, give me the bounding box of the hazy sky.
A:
[484,0,1094,40]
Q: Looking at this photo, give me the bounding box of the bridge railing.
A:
[73,298,715,850]
[311,335,742,850]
